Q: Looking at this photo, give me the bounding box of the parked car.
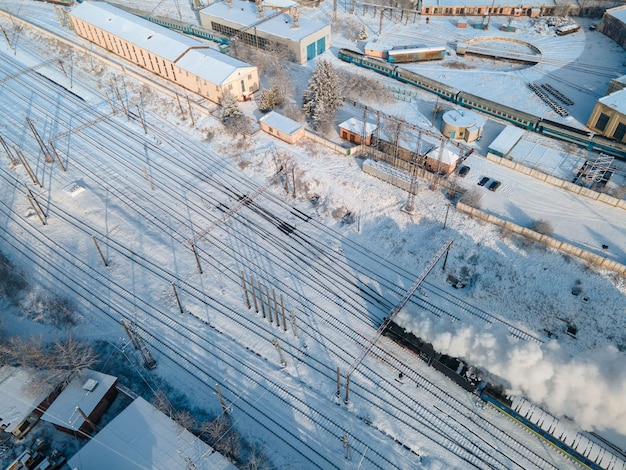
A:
[459,165,470,177]
[478,176,489,186]
[488,180,502,191]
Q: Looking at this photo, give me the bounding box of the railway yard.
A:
[0,1,625,469]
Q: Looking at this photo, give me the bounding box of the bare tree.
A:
[201,416,241,460]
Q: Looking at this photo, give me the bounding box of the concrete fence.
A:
[456,202,626,275]
[303,130,362,156]
[484,153,626,210]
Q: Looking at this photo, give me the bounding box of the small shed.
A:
[0,366,63,439]
[442,108,484,142]
[424,144,460,175]
[487,125,525,159]
[338,117,377,145]
[259,111,305,144]
[41,369,118,436]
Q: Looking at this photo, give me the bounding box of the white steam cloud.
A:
[395,310,626,435]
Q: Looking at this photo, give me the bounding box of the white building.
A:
[199,0,331,64]
[70,2,259,103]
[67,397,236,470]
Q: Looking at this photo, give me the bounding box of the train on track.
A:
[337,48,626,160]
[383,320,626,470]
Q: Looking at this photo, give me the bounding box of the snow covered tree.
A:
[259,88,275,112]
[220,91,242,122]
[302,59,342,131]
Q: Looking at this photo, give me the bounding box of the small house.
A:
[259,111,305,144]
[0,366,64,439]
[41,369,117,436]
[338,117,377,145]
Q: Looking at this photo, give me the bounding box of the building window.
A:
[595,113,610,131]
[613,122,626,141]
[228,84,233,90]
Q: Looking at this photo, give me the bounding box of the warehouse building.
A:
[199,0,331,64]
[70,2,259,103]
[587,89,626,142]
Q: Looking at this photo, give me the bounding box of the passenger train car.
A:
[387,46,446,63]
[337,48,626,160]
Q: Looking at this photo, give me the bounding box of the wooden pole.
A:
[191,243,202,274]
[344,374,350,404]
[15,148,40,187]
[26,195,46,226]
[290,310,298,337]
[280,294,287,332]
[75,406,97,433]
[291,167,296,198]
[175,92,186,119]
[0,135,17,164]
[216,384,228,415]
[442,241,453,271]
[242,271,251,309]
[273,289,280,328]
[136,105,147,134]
[250,275,258,312]
[266,285,273,323]
[92,236,108,266]
[48,141,66,172]
[258,280,266,318]
[336,367,341,397]
[172,283,183,313]
[186,95,195,126]
[24,183,46,221]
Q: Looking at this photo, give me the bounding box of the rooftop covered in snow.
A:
[41,369,117,432]
[200,0,329,41]
[259,111,304,135]
[70,2,199,62]
[67,397,236,470]
[0,366,60,434]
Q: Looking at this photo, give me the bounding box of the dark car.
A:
[488,180,501,191]
[459,165,470,177]
[478,176,489,186]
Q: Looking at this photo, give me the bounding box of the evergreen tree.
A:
[220,91,242,122]
[259,88,275,112]
[302,60,342,130]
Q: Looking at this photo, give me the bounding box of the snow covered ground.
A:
[0,0,625,469]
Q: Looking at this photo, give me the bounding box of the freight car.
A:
[387,46,446,63]
[383,319,626,470]
[556,23,581,36]
[337,48,626,159]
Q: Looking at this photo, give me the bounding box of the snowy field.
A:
[0,0,625,469]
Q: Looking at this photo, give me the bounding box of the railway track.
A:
[0,46,564,466]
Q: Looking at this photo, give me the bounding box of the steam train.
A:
[337,48,626,160]
[384,321,626,470]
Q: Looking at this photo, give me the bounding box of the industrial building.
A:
[70,2,259,103]
[199,0,331,64]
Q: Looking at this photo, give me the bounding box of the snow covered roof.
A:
[0,366,59,434]
[338,117,377,135]
[41,369,117,431]
[259,111,303,135]
[175,48,256,86]
[599,88,626,115]
[263,0,299,8]
[71,2,200,62]
[422,0,555,6]
[67,397,236,470]
[364,41,391,52]
[606,5,626,23]
[200,0,330,42]
[442,108,484,128]
[488,125,526,156]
